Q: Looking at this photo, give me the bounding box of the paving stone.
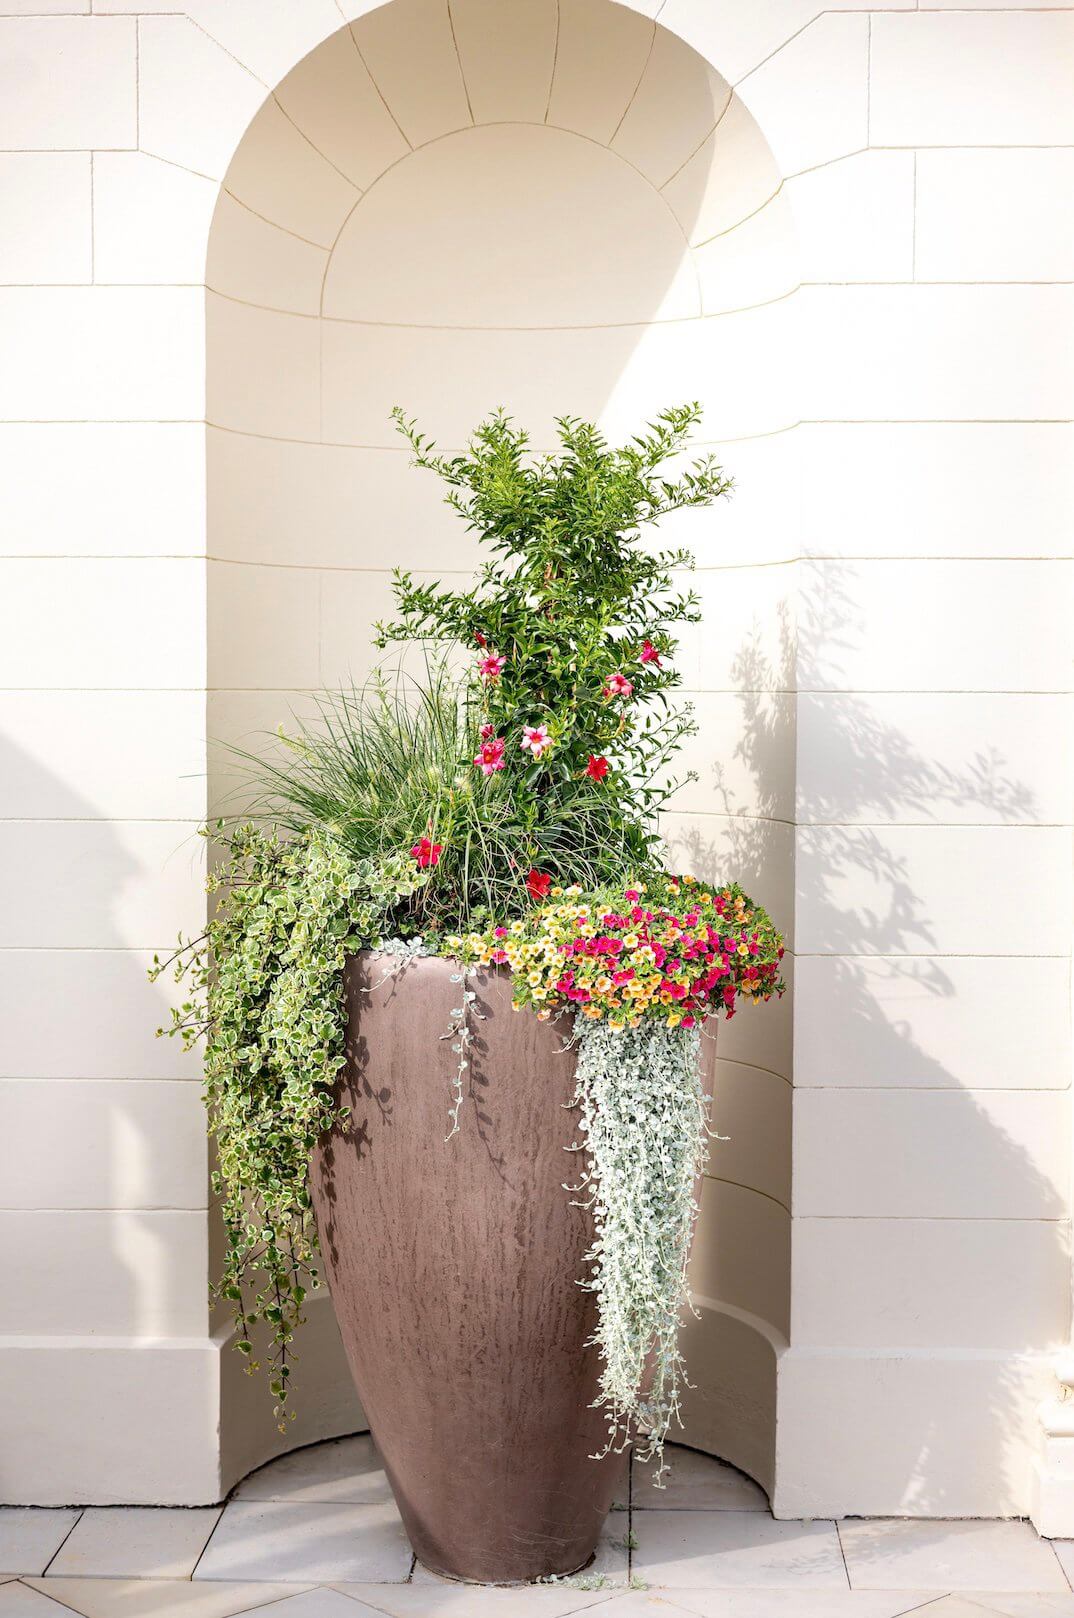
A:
[633,1510,847,1589]
[47,1509,220,1580]
[0,1513,81,1579]
[632,1446,769,1513]
[25,1577,310,1617]
[234,1436,392,1507]
[838,1519,1068,1594]
[193,1502,412,1584]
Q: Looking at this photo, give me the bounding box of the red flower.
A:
[586,754,609,781]
[480,722,495,741]
[474,631,487,647]
[640,639,661,666]
[526,869,552,901]
[410,836,442,869]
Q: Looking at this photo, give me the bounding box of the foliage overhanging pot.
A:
[154,405,782,1588]
[310,951,621,1583]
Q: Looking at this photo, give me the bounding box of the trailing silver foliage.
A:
[569,1017,709,1481]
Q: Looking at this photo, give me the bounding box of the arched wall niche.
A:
[206,0,800,1499]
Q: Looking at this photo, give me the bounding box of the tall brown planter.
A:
[309,949,623,1583]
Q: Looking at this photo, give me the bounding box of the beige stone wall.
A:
[0,0,1071,1518]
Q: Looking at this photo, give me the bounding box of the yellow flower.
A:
[536,1008,551,1021]
[510,920,525,935]
[737,943,749,958]
[623,932,639,949]
[595,975,613,994]
[582,1004,603,1020]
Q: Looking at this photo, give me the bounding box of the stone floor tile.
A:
[25,1578,312,1617]
[611,1593,946,1616]
[234,1437,393,1507]
[193,1502,412,1584]
[632,1446,770,1513]
[977,1597,1074,1618]
[232,1592,385,1617]
[0,1512,81,1578]
[838,1519,1068,1594]
[909,1600,1018,1617]
[632,1510,847,1589]
[0,1584,83,1617]
[47,1509,221,1580]
[334,1587,614,1615]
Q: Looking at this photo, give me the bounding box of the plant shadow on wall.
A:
[666,554,1069,1513]
[0,739,205,1367]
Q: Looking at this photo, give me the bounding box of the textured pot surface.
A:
[309,950,623,1583]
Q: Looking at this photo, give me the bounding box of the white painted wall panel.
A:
[1,424,207,558]
[0,17,136,149]
[0,154,90,283]
[794,1087,1070,1219]
[792,1217,1070,1349]
[870,12,1074,147]
[794,954,1072,1090]
[0,1080,207,1210]
[0,288,204,422]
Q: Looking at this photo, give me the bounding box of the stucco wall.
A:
[0,0,1071,1518]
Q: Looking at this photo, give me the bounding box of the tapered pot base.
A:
[310,951,622,1584]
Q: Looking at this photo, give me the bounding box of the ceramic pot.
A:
[309,949,624,1583]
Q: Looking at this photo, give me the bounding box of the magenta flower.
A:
[478,654,506,682]
[604,672,634,699]
[410,836,442,869]
[474,735,506,776]
[640,639,662,666]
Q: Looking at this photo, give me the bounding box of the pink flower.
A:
[623,889,640,902]
[640,639,662,666]
[604,672,634,700]
[479,654,506,683]
[474,735,506,776]
[526,869,552,901]
[586,754,608,781]
[410,836,442,869]
[520,723,553,759]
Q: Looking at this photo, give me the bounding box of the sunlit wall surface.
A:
[0,0,1071,1518]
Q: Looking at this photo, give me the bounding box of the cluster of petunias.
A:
[450,874,785,1031]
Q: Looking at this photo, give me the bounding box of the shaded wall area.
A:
[206,0,798,1497]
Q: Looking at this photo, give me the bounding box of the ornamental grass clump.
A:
[155,403,785,1465]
